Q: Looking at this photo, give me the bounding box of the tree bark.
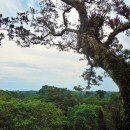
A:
[61,0,130,128]
[82,35,130,129]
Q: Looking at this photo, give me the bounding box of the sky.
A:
[0,0,129,91]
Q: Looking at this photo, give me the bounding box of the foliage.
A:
[94,105,106,130]
[0,90,25,101]
[84,96,109,109]
[37,85,84,111]
[0,95,67,129]
[67,104,102,130]
[105,93,122,129]
[15,90,37,98]
[0,88,123,129]
[95,90,106,98]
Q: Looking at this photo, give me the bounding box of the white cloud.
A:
[27,0,35,7]
[117,33,130,49]
[0,0,129,91]
[0,0,25,17]
[0,39,87,88]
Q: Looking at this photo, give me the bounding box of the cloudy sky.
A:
[0,0,129,91]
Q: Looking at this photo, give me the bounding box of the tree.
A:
[95,90,106,98]
[37,85,84,111]
[0,99,67,129]
[106,93,122,129]
[67,104,106,130]
[0,0,129,128]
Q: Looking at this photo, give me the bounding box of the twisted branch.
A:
[104,22,130,48]
[63,7,73,28]
[51,28,78,36]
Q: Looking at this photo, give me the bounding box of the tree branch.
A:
[104,22,130,48]
[41,32,50,39]
[61,0,81,7]
[63,7,73,28]
[51,28,78,36]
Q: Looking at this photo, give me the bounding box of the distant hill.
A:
[74,91,119,99]
[14,90,38,98]
[0,89,119,99]
[14,90,119,99]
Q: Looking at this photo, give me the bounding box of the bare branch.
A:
[61,0,81,7]
[42,32,50,39]
[52,42,78,51]
[63,7,73,28]
[51,28,78,36]
[104,22,130,48]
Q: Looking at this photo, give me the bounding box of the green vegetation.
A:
[0,86,121,130]
[0,90,66,130]
[67,104,100,130]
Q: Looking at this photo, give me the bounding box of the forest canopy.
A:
[0,87,121,129]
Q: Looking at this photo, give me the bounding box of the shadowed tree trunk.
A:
[84,35,130,129]
[69,1,130,128]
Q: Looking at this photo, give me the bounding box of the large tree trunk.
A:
[61,0,130,128]
[83,35,130,129]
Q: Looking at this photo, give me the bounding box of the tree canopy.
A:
[95,90,106,98]
[0,87,125,129]
[37,85,84,111]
